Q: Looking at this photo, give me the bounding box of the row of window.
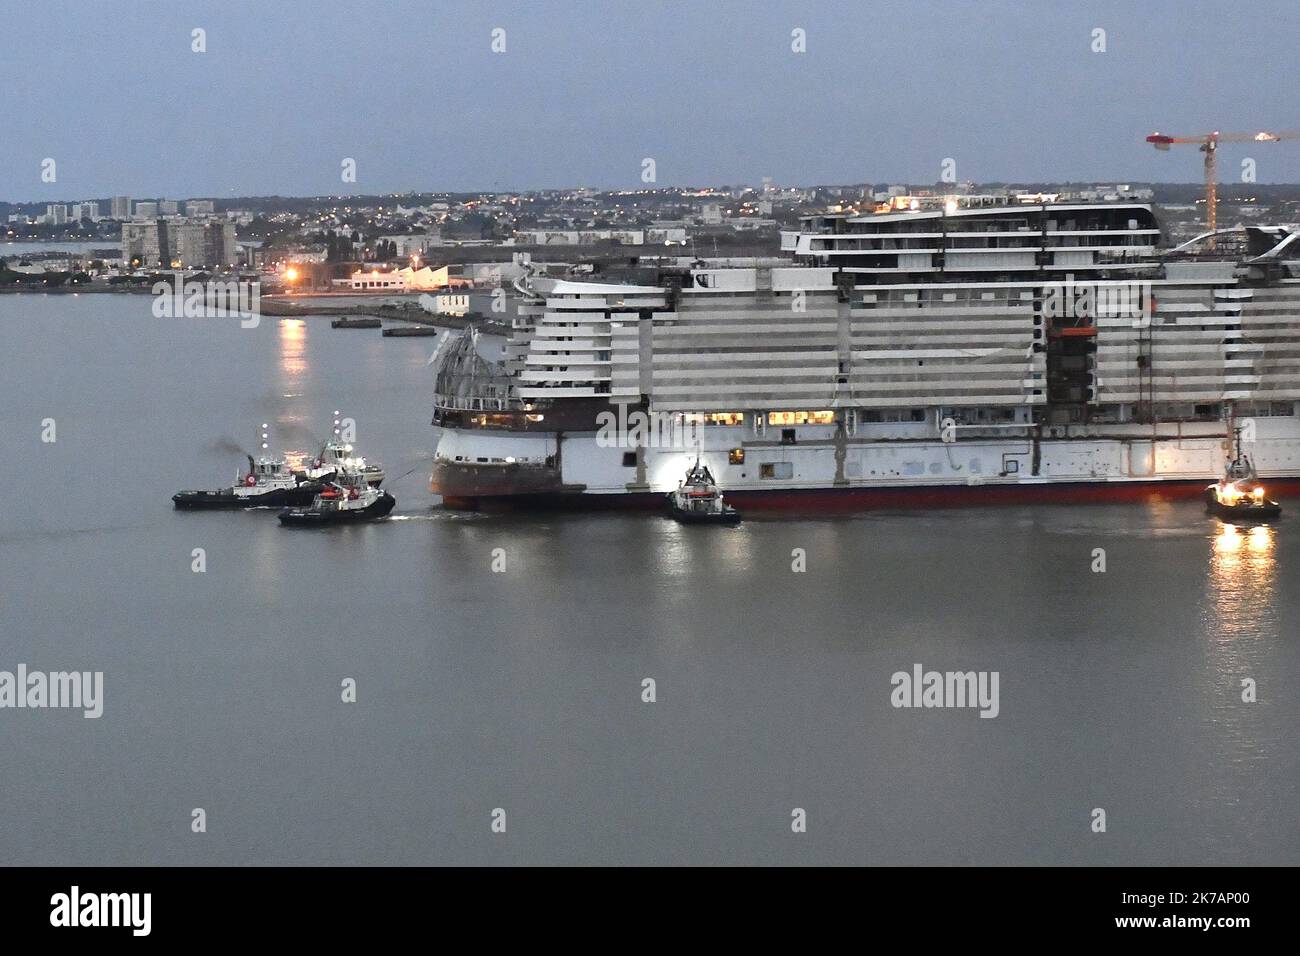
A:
[670,409,934,427]
[1235,401,1295,418]
[674,410,838,427]
[682,412,746,425]
[619,448,782,475]
[766,410,836,426]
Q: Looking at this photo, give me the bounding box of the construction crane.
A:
[1146,129,1300,233]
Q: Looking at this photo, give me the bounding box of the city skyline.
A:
[3,0,1298,201]
[10,178,1298,210]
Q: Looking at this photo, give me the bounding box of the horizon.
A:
[7,179,1300,209]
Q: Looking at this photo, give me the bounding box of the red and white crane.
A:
[1146,129,1300,232]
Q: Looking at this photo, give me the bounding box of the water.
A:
[2,294,1296,865]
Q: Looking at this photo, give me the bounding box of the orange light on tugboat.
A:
[1205,478,1281,520]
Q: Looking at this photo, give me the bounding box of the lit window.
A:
[728,448,745,465]
[767,410,834,426]
[683,412,745,426]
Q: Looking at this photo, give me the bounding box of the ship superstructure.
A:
[431,199,1300,509]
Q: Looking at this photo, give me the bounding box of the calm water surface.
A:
[2,295,1296,865]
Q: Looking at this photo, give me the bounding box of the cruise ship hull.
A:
[430,421,1300,512]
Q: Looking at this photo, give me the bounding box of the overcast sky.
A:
[4,0,1297,201]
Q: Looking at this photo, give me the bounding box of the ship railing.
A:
[432,392,528,413]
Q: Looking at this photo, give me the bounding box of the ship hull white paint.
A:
[430,415,1300,508]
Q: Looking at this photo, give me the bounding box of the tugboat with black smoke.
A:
[1205,428,1282,521]
[666,459,742,525]
[278,474,396,527]
[173,425,323,509]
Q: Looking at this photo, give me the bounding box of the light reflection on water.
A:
[1200,521,1279,778]
[653,522,757,578]
[278,318,307,378]
[1205,522,1278,643]
[275,319,313,464]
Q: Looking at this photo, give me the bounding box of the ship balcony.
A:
[517,385,611,399]
[1044,242,1157,253]
[942,245,1045,253]
[534,328,612,341]
[810,241,943,253]
[927,262,1033,272]
[521,354,611,369]
[532,329,611,341]
[534,323,612,337]
[527,338,608,348]
[816,231,946,241]
[1042,260,1154,271]
[945,229,1044,238]
[518,369,612,382]
[840,264,942,274]
[537,311,612,322]
[1044,228,1161,236]
[536,313,613,324]
[945,239,1045,250]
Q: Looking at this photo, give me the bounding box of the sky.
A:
[3,0,1298,201]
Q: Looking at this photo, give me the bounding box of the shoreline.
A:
[0,285,510,333]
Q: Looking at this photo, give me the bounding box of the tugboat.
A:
[666,459,742,525]
[1205,428,1282,521]
[174,445,323,510]
[304,422,385,487]
[278,476,396,527]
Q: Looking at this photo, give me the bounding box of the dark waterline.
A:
[2,295,1296,865]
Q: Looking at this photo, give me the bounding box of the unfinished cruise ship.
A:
[430,197,1300,510]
